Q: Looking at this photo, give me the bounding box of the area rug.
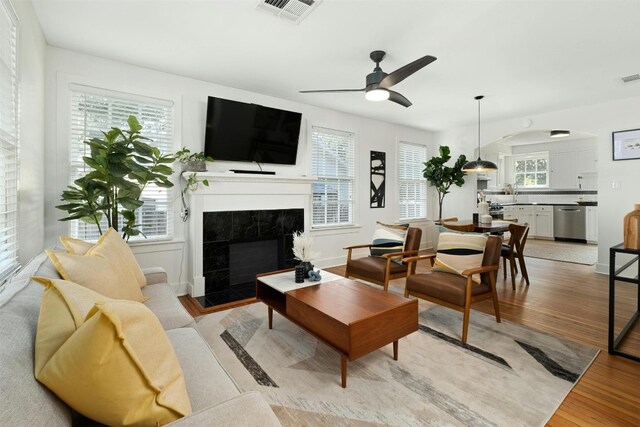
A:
[196,302,599,426]
[524,239,597,265]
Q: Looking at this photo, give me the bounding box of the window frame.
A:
[66,83,176,242]
[0,0,20,285]
[397,141,428,221]
[512,152,549,188]
[310,126,356,229]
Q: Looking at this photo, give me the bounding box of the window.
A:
[0,0,19,284]
[513,153,549,188]
[69,84,174,241]
[311,127,355,227]
[398,142,427,220]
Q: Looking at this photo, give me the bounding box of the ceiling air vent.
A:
[621,74,640,83]
[256,0,322,24]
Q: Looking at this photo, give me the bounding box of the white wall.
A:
[44,47,437,293]
[437,97,640,274]
[13,0,46,263]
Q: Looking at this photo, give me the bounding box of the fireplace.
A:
[197,208,304,307]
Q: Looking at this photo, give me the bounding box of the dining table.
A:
[447,219,512,234]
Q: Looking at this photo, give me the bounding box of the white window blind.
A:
[69,85,174,241]
[0,0,19,284]
[398,142,427,220]
[311,127,355,227]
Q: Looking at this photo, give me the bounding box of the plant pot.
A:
[182,160,207,172]
[623,204,640,250]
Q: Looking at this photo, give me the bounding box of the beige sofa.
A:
[0,250,281,426]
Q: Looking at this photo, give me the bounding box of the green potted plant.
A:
[423,145,467,222]
[175,147,213,172]
[56,116,175,240]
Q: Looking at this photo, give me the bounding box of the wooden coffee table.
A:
[256,269,418,387]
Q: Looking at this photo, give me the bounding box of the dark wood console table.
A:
[608,243,640,362]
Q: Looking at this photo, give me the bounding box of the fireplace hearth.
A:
[197,208,303,307]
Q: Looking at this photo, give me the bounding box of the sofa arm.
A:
[166,391,281,426]
[142,267,168,286]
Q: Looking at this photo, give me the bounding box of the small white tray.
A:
[258,269,342,294]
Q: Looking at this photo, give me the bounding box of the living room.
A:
[2,0,639,426]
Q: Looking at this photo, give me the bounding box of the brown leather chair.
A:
[403,235,502,343]
[501,223,530,289]
[344,227,422,292]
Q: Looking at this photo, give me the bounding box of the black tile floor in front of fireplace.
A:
[199,208,303,308]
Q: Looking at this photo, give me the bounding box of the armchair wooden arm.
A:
[381,249,419,260]
[461,264,500,276]
[403,253,437,264]
[343,243,373,250]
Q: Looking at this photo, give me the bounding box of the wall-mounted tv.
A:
[204,96,302,165]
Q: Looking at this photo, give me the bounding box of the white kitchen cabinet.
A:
[550,151,579,189]
[586,206,598,243]
[533,206,553,238]
[577,149,598,174]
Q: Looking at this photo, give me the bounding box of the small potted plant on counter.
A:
[176,147,213,172]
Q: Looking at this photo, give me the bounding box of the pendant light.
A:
[462,95,498,172]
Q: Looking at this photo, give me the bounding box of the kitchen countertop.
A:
[498,202,598,207]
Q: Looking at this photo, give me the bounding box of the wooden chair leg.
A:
[509,254,517,290]
[462,278,473,344]
[518,254,530,286]
[503,256,507,279]
[490,276,501,323]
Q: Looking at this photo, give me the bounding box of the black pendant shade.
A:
[462,95,497,172]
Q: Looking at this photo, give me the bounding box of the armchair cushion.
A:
[406,271,491,306]
[347,256,407,283]
[370,222,408,263]
[432,232,488,283]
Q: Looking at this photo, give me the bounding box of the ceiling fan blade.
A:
[378,55,437,89]
[387,90,412,108]
[299,88,365,93]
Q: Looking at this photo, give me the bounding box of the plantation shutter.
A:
[0,0,19,284]
[398,142,427,220]
[311,127,355,227]
[68,84,174,241]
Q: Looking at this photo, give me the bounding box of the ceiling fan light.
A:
[550,129,570,138]
[365,88,390,102]
[462,158,498,172]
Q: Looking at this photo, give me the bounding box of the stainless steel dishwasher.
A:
[553,205,586,240]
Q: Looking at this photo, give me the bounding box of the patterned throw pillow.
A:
[432,232,488,283]
[371,222,409,264]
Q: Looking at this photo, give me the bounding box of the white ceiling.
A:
[31,0,640,131]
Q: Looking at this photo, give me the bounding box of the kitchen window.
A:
[513,153,549,188]
[311,126,355,228]
[68,84,174,241]
[398,142,427,220]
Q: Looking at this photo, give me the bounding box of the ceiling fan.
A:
[299,50,437,108]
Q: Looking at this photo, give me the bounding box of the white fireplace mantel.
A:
[183,172,314,297]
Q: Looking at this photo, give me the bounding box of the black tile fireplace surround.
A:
[197,208,304,308]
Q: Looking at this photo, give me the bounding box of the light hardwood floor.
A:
[181,254,640,426]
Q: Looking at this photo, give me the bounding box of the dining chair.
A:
[442,221,476,232]
[403,235,502,344]
[344,227,423,292]
[501,223,530,289]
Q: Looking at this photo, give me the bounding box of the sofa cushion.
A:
[370,221,408,263]
[59,236,94,255]
[86,228,147,288]
[142,282,196,330]
[32,277,111,376]
[165,327,240,412]
[47,249,146,302]
[0,253,72,425]
[36,300,192,426]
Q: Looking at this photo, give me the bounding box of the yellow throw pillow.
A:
[46,249,147,302]
[61,228,147,288]
[35,300,192,426]
[59,236,94,255]
[32,277,112,377]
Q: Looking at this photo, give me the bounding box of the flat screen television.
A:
[204,96,302,165]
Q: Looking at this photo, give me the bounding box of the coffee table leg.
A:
[341,355,347,388]
[393,340,398,361]
[268,307,273,329]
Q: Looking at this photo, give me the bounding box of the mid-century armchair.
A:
[344,227,423,292]
[403,235,502,343]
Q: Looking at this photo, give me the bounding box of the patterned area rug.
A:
[197,302,598,426]
[524,239,598,265]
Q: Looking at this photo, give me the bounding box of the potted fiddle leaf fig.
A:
[423,145,467,222]
[56,115,175,240]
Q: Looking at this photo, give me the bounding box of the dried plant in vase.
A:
[292,231,320,277]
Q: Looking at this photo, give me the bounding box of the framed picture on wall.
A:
[612,128,640,161]
[370,151,386,208]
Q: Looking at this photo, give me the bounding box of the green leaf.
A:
[127,115,142,133]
